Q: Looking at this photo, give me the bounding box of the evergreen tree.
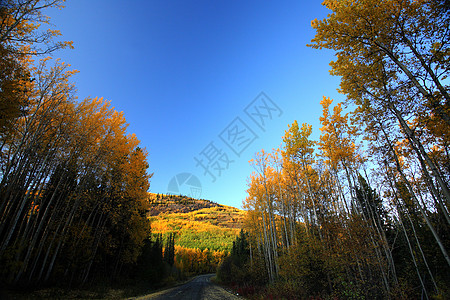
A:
[164,233,175,266]
[355,174,387,228]
[231,229,249,268]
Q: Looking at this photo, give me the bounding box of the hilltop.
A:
[149,194,226,216]
[148,193,245,252]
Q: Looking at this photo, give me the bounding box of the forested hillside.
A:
[217,1,450,299]
[149,194,244,275]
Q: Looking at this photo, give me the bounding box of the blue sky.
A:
[46,1,345,209]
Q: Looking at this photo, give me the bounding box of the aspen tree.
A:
[310,0,450,205]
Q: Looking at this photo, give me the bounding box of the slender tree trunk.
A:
[388,102,450,207]
[378,119,450,267]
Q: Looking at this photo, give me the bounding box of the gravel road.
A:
[133,274,242,300]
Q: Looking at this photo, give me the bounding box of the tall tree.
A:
[309,0,450,268]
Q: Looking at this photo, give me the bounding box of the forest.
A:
[1,0,449,299]
[217,0,450,299]
[0,0,156,290]
[149,194,244,276]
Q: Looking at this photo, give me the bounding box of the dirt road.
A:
[133,274,242,300]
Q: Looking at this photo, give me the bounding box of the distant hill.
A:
[148,193,245,252]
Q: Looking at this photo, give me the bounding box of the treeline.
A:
[148,193,220,213]
[150,205,241,275]
[220,1,450,299]
[174,245,227,275]
[150,203,244,252]
[0,1,153,287]
[141,236,228,282]
[175,228,235,252]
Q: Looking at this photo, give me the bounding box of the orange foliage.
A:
[174,245,228,275]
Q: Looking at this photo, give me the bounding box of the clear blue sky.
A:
[46,0,344,209]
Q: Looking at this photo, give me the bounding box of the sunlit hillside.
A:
[148,193,245,252]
